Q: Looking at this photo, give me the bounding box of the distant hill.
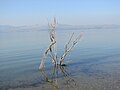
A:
[0,24,120,32]
[57,24,120,30]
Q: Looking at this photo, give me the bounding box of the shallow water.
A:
[0,28,120,90]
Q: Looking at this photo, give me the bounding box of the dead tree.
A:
[39,18,83,70]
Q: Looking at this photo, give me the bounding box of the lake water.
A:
[0,28,120,90]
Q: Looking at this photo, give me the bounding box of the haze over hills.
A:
[0,24,120,32]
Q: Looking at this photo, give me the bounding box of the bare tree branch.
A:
[39,17,58,70]
[59,33,83,65]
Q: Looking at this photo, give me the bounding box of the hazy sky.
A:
[0,0,120,26]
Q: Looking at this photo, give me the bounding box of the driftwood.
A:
[39,18,83,70]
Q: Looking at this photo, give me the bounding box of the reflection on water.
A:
[40,64,78,90]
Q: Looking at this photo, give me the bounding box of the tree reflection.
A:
[40,65,78,90]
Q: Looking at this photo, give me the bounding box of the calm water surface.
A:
[0,28,120,90]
